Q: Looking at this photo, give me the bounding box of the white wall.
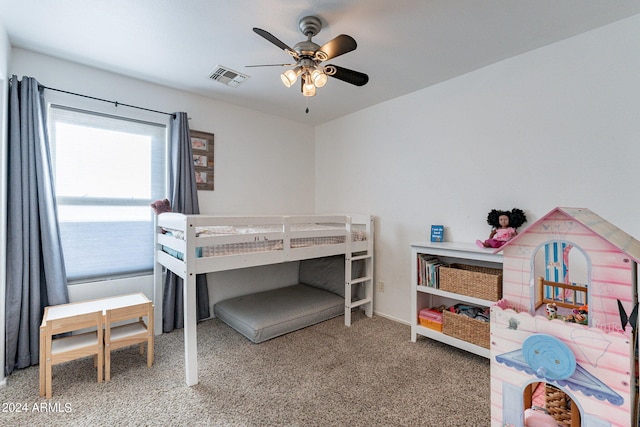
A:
[8,49,315,310]
[315,15,640,323]
[5,15,640,333]
[10,48,316,216]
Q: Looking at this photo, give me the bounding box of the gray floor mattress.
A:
[213,284,344,343]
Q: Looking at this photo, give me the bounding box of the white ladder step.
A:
[346,297,372,309]
[348,276,372,285]
[350,254,372,261]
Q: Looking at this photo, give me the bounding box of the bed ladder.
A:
[344,215,374,326]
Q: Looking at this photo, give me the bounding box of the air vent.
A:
[209,66,249,88]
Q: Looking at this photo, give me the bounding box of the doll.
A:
[476,208,527,248]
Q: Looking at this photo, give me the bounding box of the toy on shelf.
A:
[564,306,588,325]
[476,208,527,249]
[544,303,557,320]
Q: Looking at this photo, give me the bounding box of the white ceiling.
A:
[2,0,639,125]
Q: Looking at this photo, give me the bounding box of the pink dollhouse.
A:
[490,207,639,427]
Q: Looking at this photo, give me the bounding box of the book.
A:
[430,225,444,242]
[417,254,437,287]
[428,261,444,288]
[417,254,443,288]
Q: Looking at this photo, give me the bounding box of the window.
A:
[49,105,168,282]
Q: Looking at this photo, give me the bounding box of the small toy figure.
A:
[545,303,557,320]
[573,305,588,325]
[476,208,527,248]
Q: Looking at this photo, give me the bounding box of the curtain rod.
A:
[41,85,175,118]
[9,76,174,117]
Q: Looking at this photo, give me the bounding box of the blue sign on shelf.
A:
[430,225,444,242]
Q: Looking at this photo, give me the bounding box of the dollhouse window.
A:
[532,241,590,316]
[533,241,588,285]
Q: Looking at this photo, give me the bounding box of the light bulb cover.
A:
[302,77,316,96]
[281,66,303,88]
[311,69,327,88]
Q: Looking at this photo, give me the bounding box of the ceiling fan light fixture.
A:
[311,68,327,88]
[302,75,316,96]
[281,66,303,87]
[252,15,368,99]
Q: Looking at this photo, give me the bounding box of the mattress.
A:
[213,284,344,343]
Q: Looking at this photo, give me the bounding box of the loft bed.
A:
[153,213,374,386]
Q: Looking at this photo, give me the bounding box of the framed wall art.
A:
[190,130,214,191]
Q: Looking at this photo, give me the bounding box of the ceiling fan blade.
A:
[317,34,357,61]
[326,65,369,87]
[253,28,294,53]
[245,63,295,68]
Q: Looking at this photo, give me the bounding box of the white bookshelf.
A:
[410,242,503,358]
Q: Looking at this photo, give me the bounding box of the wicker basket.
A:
[545,384,573,427]
[439,263,502,301]
[441,310,490,349]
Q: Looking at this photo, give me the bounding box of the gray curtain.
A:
[163,112,210,332]
[5,75,69,375]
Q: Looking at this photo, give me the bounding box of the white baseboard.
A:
[372,310,409,325]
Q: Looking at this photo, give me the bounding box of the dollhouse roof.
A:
[495,207,640,263]
[495,349,623,405]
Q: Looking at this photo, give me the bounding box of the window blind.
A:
[49,105,168,282]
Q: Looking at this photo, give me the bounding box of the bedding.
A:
[165,223,366,239]
[162,223,367,258]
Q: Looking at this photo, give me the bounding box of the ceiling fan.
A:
[249,16,369,98]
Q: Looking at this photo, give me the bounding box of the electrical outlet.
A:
[378,281,385,293]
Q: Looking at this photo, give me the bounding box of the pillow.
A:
[299,255,365,298]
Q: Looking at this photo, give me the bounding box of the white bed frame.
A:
[153,213,374,386]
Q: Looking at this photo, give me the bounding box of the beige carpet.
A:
[1,312,490,426]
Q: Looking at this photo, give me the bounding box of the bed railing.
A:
[156,214,369,254]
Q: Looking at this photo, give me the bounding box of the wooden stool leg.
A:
[147,336,154,367]
[148,310,154,367]
[97,344,103,383]
[39,329,46,397]
[39,363,45,397]
[45,358,53,399]
[105,344,110,382]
